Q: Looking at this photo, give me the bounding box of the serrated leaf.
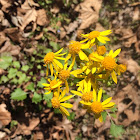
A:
[13,61,20,69]
[43,93,53,101]
[21,65,29,72]
[8,68,18,79]
[37,77,46,88]
[101,111,107,122]
[26,82,35,91]
[110,121,124,137]
[32,92,42,104]
[11,88,27,101]
[0,55,12,69]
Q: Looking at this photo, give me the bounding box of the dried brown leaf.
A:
[0,104,11,126]
[0,41,21,56]
[36,9,49,26]
[75,0,102,29]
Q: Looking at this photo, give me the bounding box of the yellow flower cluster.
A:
[42,30,126,122]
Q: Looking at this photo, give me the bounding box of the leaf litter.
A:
[0,0,140,139]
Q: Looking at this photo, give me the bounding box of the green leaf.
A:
[26,82,35,92]
[11,88,27,101]
[102,94,110,101]
[110,121,124,137]
[10,120,18,129]
[54,108,61,114]
[18,73,26,84]
[47,100,52,108]
[8,68,18,79]
[13,61,20,69]
[110,104,117,112]
[49,41,60,51]
[67,112,75,120]
[0,55,12,69]
[37,77,46,88]
[43,93,53,101]
[0,75,9,83]
[21,65,29,72]
[32,92,42,104]
[101,111,107,122]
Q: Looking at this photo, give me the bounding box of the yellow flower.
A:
[56,63,83,92]
[81,30,112,45]
[42,78,62,95]
[97,46,106,55]
[71,89,94,103]
[90,49,121,84]
[65,41,89,65]
[44,48,66,76]
[80,89,115,122]
[51,90,73,116]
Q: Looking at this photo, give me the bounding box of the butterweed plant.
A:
[42,30,126,123]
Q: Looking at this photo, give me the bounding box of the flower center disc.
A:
[69,41,81,54]
[50,80,58,90]
[102,56,116,71]
[82,92,93,102]
[44,52,54,65]
[59,70,70,81]
[97,46,106,55]
[91,101,103,114]
[88,31,100,39]
[51,97,60,108]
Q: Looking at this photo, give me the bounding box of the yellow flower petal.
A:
[54,48,63,55]
[111,70,117,84]
[103,102,115,110]
[59,89,66,100]
[93,89,96,102]
[53,59,63,69]
[112,48,121,58]
[42,83,50,87]
[102,97,112,106]
[65,80,69,93]
[81,43,90,49]
[92,67,96,74]
[108,50,113,56]
[80,100,92,105]
[59,95,73,102]
[60,103,73,108]
[97,36,106,44]
[100,30,112,36]
[50,63,53,76]
[99,115,103,122]
[70,90,82,96]
[44,91,51,94]
[79,50,89,61]
[65,53,71,62]
[97,89,102,102]
[60,106,70,116]
[51,81,62,89]
[80,38,88,43]
[70,69,83,76]
[54,56,65,60]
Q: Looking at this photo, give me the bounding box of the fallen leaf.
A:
[133,7,140,21]
[112,84,140,126]
[20,9,37,31]
[36,9,49,26]
[67,20,79,34]
[0,0,13,13]
[75,0,102,29]
[0,41,21,56]
[0,104,11,126]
